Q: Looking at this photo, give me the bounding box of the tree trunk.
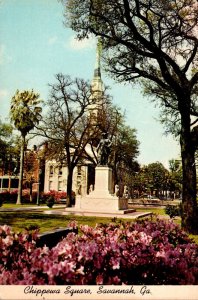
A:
[180,104,198,234]
[180,138,198,233]
[66,166,74,207]
[16,135,25,205]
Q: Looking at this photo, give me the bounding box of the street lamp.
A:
[34,145,42,206]
[36,157,41,206]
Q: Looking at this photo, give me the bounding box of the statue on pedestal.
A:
[89,184,94,194]
[114,184,119,197]
[97,132,112,166]
[123,185,129,199]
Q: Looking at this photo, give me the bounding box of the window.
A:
[77,166,81,176]
[49,166,53,175]
[58,166,63,175]
[58,181,63,191]
[49,181,53,190]
[2,178,9,188]
[11,178,19,188]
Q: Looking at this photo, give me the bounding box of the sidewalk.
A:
[0,205,153,220]
[44,208,153,219]
[0,205,66,212]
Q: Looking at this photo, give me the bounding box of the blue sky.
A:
[0,0,180,168]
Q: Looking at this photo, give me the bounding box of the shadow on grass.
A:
[0,212,73,232]
[0,211,115,233]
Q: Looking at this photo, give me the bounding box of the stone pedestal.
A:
[71,166,129,213]
[92,166,114,196]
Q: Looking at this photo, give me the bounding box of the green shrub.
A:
[46,196,55,208]
[0,191,10,203]
[165,204,181,218]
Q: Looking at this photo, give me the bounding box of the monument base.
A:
[74,194,129,212]
[66,166,132,214]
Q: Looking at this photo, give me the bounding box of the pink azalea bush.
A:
[22,189,38,203]
[0,189,37,204]
[40,190,67,204]
[0,190,18,203]
[0,219,198,285]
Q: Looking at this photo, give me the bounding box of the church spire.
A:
[91,38,104,93]
[89,39,105,120]
[94,39,102,78]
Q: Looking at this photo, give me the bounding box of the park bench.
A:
[36,227,78,248]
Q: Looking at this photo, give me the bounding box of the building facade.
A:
[44,161,89,196]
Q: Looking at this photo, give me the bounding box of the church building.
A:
[44,43,105,196]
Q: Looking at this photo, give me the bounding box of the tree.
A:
[64,0,198,233]
[23,148,38,202]
[146,162,168,197]
[10,90,42,204]
[168,159,182,197]
[0,119,20,176]
[132,162,168,197]
[37,73,110,207]
[111,123,140,191]
[0,120,13,175]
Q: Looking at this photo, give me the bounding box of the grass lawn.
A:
[0,211,122,233]
[136,207,166,216]
[1,203,65,210]
[2,203,40,208]
[0,205,198,244]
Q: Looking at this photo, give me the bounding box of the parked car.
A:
[150,196,160,201]
[139,194,160,201]
[139,194,149,200]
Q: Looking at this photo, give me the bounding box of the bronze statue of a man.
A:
[97,132,112,166]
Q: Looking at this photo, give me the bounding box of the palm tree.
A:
[10,90,42,204]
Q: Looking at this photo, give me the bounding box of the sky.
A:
[0,0,180,169]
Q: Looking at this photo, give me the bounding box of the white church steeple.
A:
[91,39,104,96]
[89,39,105,118]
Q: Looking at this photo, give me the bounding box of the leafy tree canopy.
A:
[10,90,43,137]
[64,0,198,136]
[63,0,198,233]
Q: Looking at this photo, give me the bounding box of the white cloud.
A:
[0,89,10,119]
[67,35,96,51]
[0,45,6,65]
[0,89,8,98]
[48,36,58,45]
[0,44,12,65]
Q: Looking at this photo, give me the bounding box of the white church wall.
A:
[44,160,88,196]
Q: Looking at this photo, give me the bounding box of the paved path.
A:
[0,205,66,212]
[0,205,153,219]
[44,208,152,219]
[1,203,178,220]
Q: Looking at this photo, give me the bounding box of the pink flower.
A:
[96,274,103,284]
[76,266,84,275]
[112,276,121,284]
[0,220,197,285]
[68,220,78,229]
[2,235,13,247]
[1,225,12,235]
[110,257,120,270]
[156,250,166,258]
[139,231,152,245]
